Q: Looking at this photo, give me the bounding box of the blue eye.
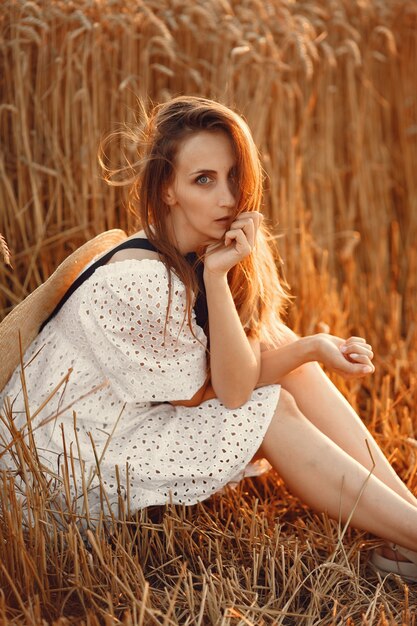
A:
[196,175,211,185]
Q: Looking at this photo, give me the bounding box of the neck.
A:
[165,214,202,255]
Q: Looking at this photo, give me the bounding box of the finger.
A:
[224,228,252,255]
[235,210,263,223]
[341,344,374,359]
[344,336,368,345]
[345,353,374,366]
[227,217,255,241]
[230,216,258,233]
[340,342,373,355]
[225,228,249,248]
[232,212,263,234]
[338,361,375,378]
[351,358,375,373]
[231,217,254,229]
[229,219,255,247]
[204,241,224,257]
[355,364,375,376]
[230,216,257,233]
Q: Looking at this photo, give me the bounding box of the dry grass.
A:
[1,383,416,626]
[0,0,417,623]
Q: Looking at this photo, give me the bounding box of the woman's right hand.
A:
[313,333,375,379]
[203,211,263,276]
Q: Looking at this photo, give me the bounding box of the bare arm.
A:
[203,270,260,408]
[259,333,374,383]
[200,212,265,408]
[169,207,375,408]
[172,333,374,406]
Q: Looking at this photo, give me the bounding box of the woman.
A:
[1,96,416,578]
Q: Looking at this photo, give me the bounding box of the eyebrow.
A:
[189,167,236,177]
[189,169,217,176]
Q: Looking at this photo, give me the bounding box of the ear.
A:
[163,184,177,206]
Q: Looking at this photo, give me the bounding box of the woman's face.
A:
[164,130,238,253]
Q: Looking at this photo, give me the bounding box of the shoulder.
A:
[106,234,160,265]
[82,259,188,322]
[95,258,168,283]
[84,231,186,299]
[90,258,185,297]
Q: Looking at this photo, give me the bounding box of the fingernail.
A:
[350,353,359,359]
[362,366,373,373]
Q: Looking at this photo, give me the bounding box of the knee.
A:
[257,389,303,456]
[277,325,299,346]
[262,325,298,351]
[277,388,301,417]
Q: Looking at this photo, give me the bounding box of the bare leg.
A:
[269,328,417,508]
[280,362,417,508]
[259,390,417,551]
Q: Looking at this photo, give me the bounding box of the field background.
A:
[1,0,417,624]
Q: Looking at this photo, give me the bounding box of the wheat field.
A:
[1,0,417,623]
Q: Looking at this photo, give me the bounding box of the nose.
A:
[219,178,236,208]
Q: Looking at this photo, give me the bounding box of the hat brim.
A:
[0,229,127,393]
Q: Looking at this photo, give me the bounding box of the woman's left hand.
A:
[317,334,375,379]
[203,211,263,275]
[339,335,375,372]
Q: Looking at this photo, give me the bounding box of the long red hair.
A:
[101,96,289,345]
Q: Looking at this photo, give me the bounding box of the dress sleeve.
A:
[77,260,208,403]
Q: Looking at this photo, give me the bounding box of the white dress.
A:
[0,259,280,519]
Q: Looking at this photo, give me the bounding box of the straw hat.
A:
[0,229,127,393]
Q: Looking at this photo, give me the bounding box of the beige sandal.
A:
[371,543,417,582]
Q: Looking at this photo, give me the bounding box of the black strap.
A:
[186,252,208,339]
[40,238,208,334]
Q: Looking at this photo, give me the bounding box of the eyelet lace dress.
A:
[0,259,280,519]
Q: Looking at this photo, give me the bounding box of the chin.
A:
[212,223,228,235]
[209,229,226,241]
